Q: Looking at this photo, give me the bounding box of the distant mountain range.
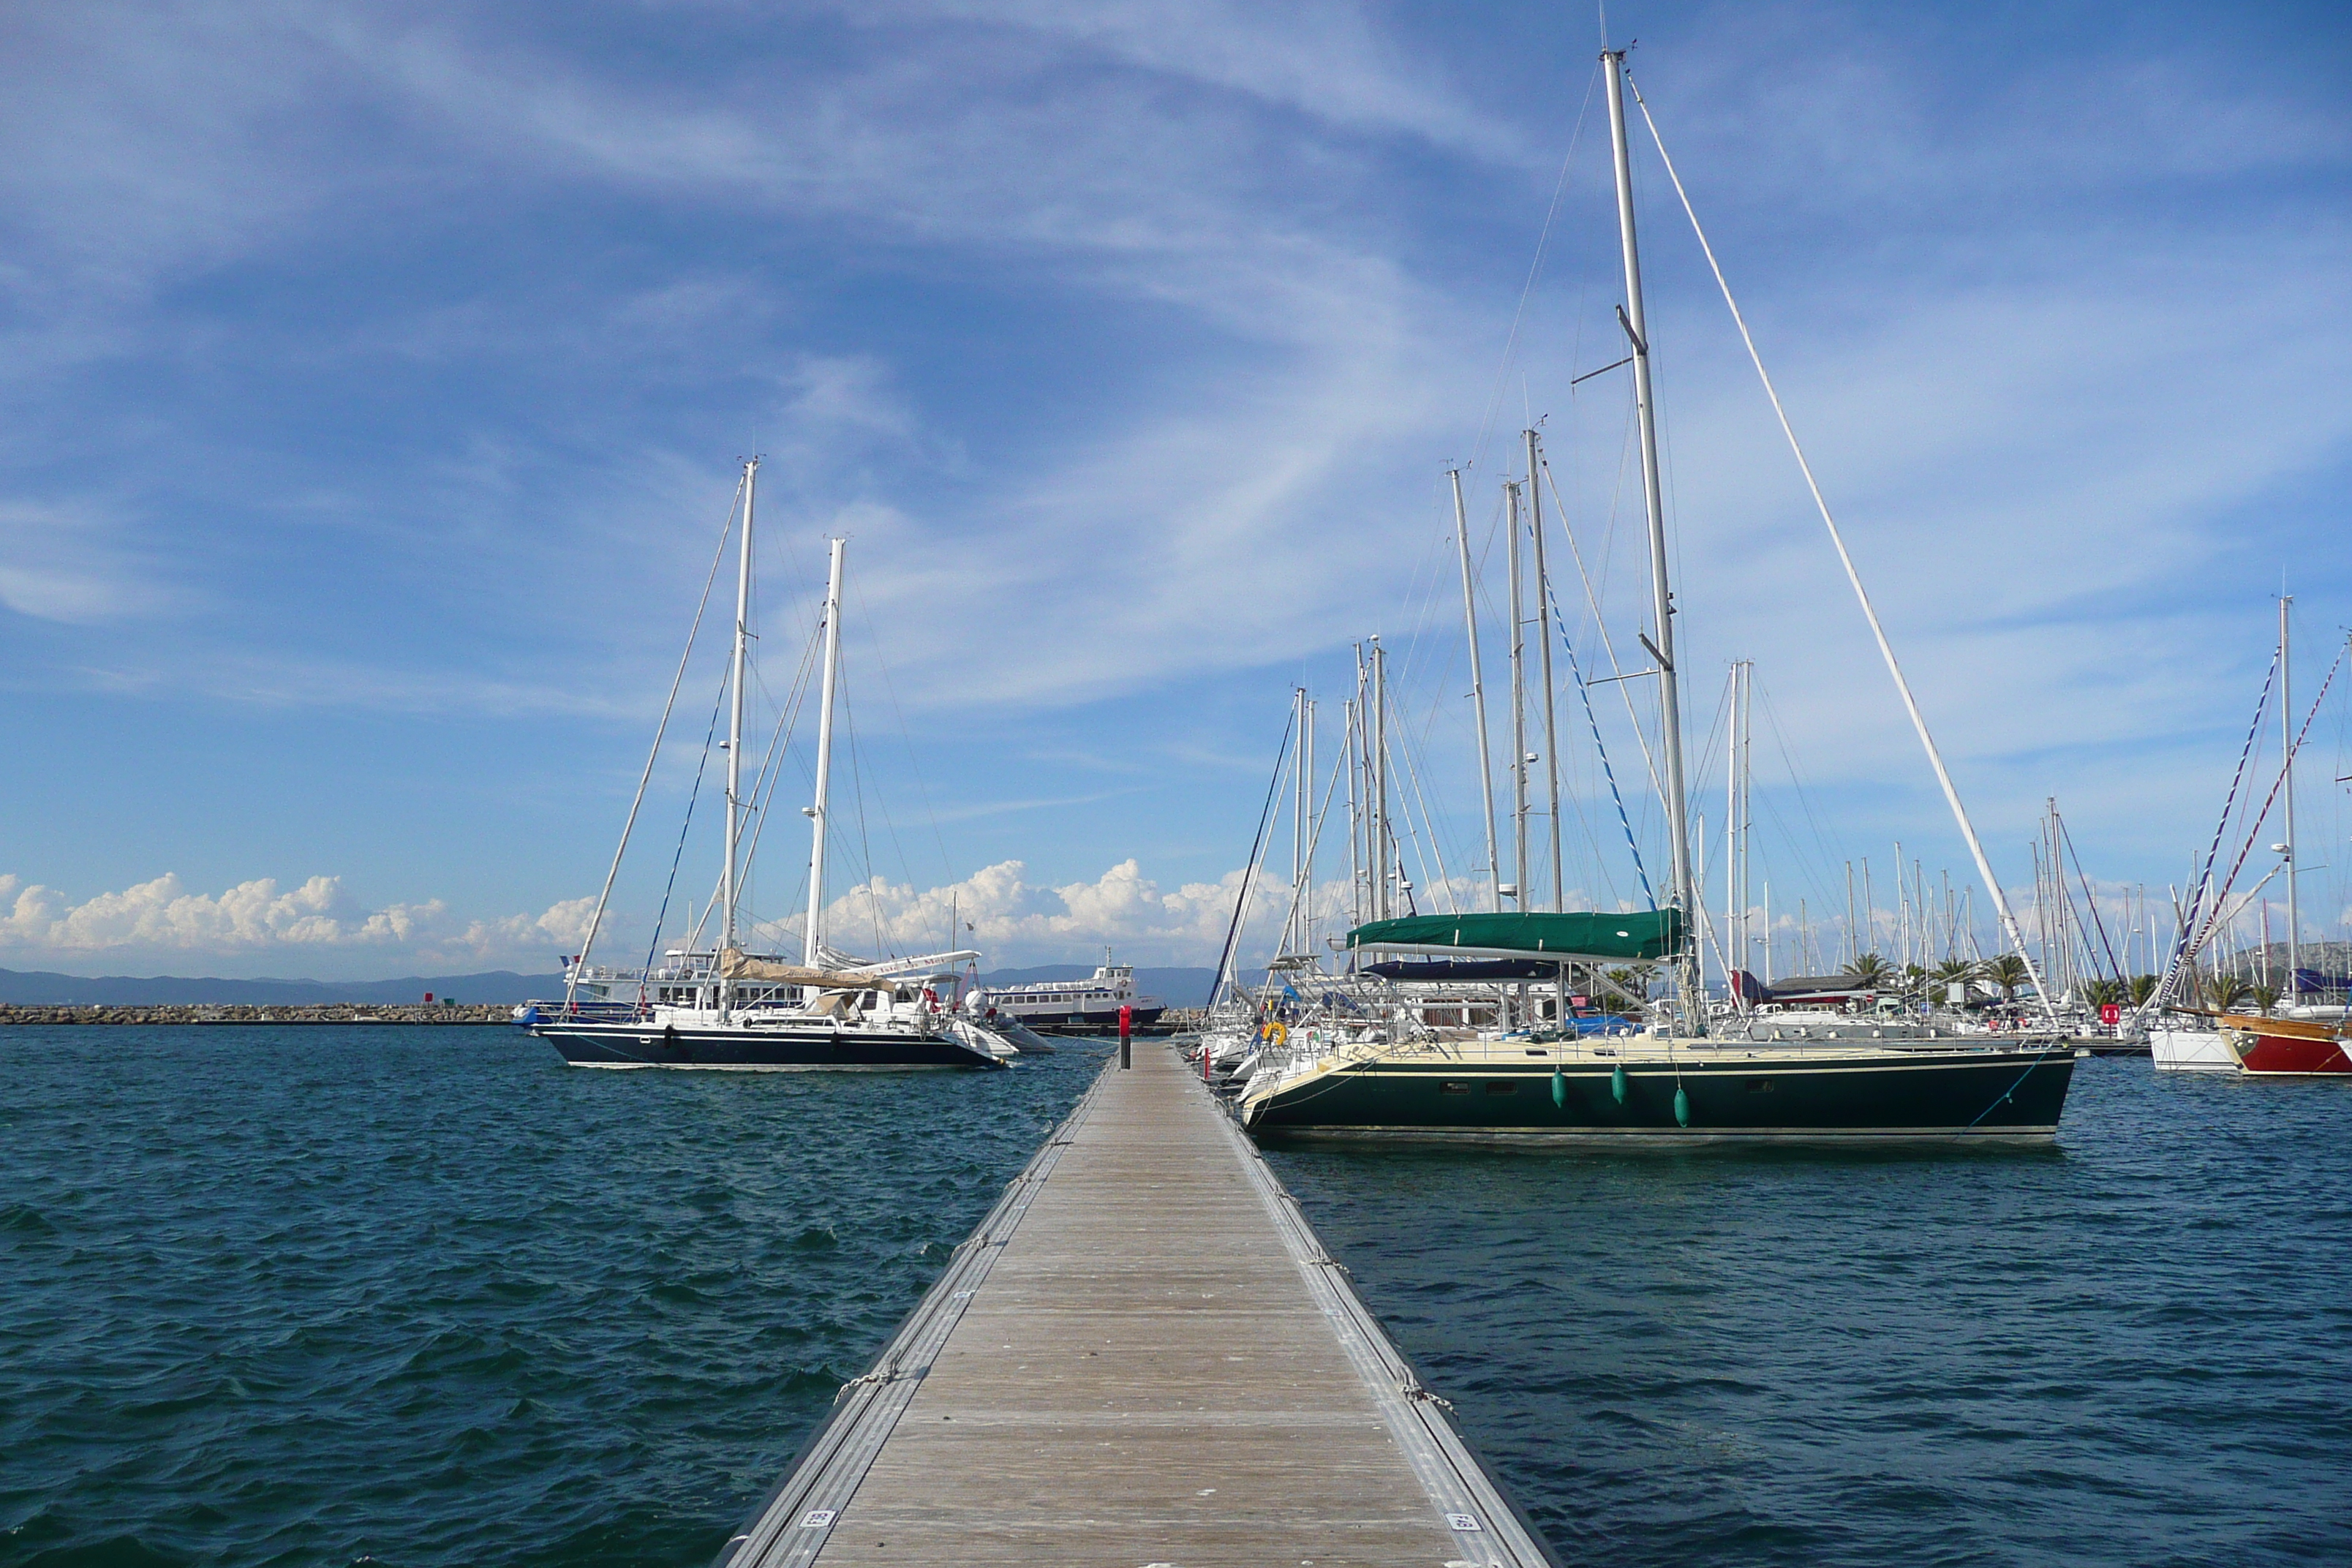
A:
[0,962,1222,1009]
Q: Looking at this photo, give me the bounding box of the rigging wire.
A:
[1624,63,2058,1020]
[568,473,744,1001]
[693,615,826,954]
[1210,710,1298,1009]
[1543,572,1652,906]
[1468,61,1602,478]
[638,657,731,987]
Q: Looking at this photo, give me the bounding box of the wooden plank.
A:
[717,1047,1556,1568]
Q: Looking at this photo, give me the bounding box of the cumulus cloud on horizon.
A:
[0,872,597,973]
[0,861,1274,976]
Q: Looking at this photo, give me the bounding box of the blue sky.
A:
[1,1,2348,979]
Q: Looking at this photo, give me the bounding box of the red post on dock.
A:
[1117,1003,1131,1071]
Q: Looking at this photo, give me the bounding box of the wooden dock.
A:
[715,1044,1555,1567]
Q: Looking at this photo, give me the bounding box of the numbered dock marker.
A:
[799,1510,837,1529]
[1444,1512,1482,1531]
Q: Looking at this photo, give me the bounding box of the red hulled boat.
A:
[2220,1013,2352,1076]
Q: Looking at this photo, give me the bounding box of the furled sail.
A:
[717,948,887,989]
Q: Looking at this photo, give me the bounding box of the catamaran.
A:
[520,461,1007,1071]
[1235,50,2076,1141]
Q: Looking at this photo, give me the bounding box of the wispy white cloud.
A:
[0,1,2346,926]
[0,499,173,623]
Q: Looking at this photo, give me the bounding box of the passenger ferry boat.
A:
[518,464,1006,1073]
[970,954,1164,1033]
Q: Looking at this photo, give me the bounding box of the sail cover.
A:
[1346,911,1683,963]
[717,949,887,989]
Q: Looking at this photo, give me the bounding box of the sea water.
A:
[1266,1055,2352,1566]
[0,1027,1100,1567]
[3,1033,2343,1566]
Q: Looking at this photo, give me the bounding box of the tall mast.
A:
[720,457,757,1022]
[1506,480,1529,907]
[1726,663,1740,990]
[1452,468,1504,912]
[1371,637,1389,921]
[1528,430,1564,911]
[2281,594,2299,996]
[1301,696,1315,957]
[1352,647,1368,926]
[1343,692,1362,935]
[1604,50,1697,1006]
[1741,663,1754,980]
[1289,687,1308,954]
[802,537,847,966]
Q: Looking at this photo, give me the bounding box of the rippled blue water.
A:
[8,1036,2342,1567]
[1267,1055,2352,1567]
[0,1027,1099,1567]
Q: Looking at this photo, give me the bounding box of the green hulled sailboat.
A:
[1237,912,2074,1144]
[1240,49,2077,1142]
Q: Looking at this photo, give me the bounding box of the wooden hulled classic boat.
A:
[2218,1013,2352,1076]
[1237,913,2076,1144]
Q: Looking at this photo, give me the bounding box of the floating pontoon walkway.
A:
[716,1044,1556,1567]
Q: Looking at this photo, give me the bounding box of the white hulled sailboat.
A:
[521,461,1007,1071]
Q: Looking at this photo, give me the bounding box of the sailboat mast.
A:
[1452,468,1504,913]
[720,457,757,1020]
[1371,637,1389,921]
[1289,686,1307,954]
[1354,649,1373,930]
[1604,50,1698,1001]
[1301,696,1315,956]
[1528,431,1564,911]
[2281,594,2299,996]
[1506,480,1529,907]
[1726,664,1739,989]
[1351,647,1368,927]
[803,537,847,966]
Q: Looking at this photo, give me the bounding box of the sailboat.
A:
[2151,596,2352,1076]
[1239,50,2076,1142]
[521,461,1006,1071]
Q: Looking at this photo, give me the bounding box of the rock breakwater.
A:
[1,1003,515,1025]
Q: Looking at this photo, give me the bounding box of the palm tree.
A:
[2250,981,2281,1016]
[2202,973,2254,1014]
[1598,966,1649,1012]
[1847,951,1893,990]
[2084,976,2127,1009]
[2127,973,2159,1007]
[1981,952,2031,1000]
[1930,957,1978,1000]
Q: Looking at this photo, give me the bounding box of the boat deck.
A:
[715,1044,1552,1567]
